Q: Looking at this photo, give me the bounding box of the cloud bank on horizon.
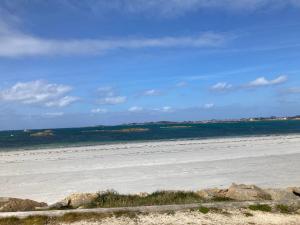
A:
[0,0,299,130]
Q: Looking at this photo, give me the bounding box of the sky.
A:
[0,0,300,130]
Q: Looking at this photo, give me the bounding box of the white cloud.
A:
[143,89,161,96]
[45,96,79,107]
[211,82,233,91]
[97,87,115,96]
[154,106,173,112]
[91,108,107,113]
[211,75,287,93]
[100,96,127,105]
[162,106,173,112]
[203,103,215,109]
[128,106,143,112]
[0,80,78,107]
[97,86,127,105]
[0,22,227,57]
[175,81,188,87]
[272,75,288,84]
[43,112,64,117]
[249,77,269,86]
[248,75,287,87]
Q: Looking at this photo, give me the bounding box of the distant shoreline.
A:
[1,132,300,152]
[1,116,300,132]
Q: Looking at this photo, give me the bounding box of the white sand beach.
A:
[1,134,300,204]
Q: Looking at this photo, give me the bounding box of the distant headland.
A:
[123,115,300,126]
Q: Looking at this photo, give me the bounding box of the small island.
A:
[30,130,54,137]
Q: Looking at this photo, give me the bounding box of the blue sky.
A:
[0,0,300,130]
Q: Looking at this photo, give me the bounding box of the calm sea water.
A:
[1,120,300,151]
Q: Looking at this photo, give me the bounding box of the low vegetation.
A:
[1,204,299,225]
[210,196,233,202]
[248,204,272,212]
[276,204,291,214]
[85,190,204,208]
[0,211,141,225]
[198,206,210,214]
[243,212,254,217]
[0,215,50,225]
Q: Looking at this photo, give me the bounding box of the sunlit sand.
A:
[1,134,300,203]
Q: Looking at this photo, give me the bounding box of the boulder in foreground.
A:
[225,183,272,201]
[196,188,227,200]
[51,193,98,209]
[0,197,47,212]
[265,188,300,202]
[197,184,273,201]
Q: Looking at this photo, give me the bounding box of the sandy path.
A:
[1,135,300,203]
[60,210,300,225]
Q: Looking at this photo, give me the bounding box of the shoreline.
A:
[1,134,300,159]
[1,134,300,203]
[1,132,300,153]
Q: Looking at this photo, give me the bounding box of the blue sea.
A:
[1,120,300,151]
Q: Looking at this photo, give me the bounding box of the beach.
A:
[1,134,300,204]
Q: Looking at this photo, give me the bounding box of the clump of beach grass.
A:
[0,215,49,225]
[210,196,233,202]
[86,190,203,208]
[248,204,272,212]
[276,204,292,214]
[198,206,210,214]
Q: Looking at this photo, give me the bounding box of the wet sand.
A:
[1,134,300,203]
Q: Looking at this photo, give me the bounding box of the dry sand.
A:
[60,210,300,225]
[1,134,300,203]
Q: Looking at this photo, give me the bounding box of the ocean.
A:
[1,120,300,151]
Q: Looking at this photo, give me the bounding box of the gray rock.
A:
[225,183,271,201]
[48,201,69,209]
[289,187,300,196]
[0,197,47,212]
[265,188,300,202]
[196,188,227,200]
[51,193,98,209]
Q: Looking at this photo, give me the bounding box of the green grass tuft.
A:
[199,206,210,214]
[276,204,291,214]
[0,216,49,225]
[86,190,203,208]
[113,210,139,219]
[243,212,254,217]
[249,204,272,212]
[211,196,233,202]
[0,217,21,225]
